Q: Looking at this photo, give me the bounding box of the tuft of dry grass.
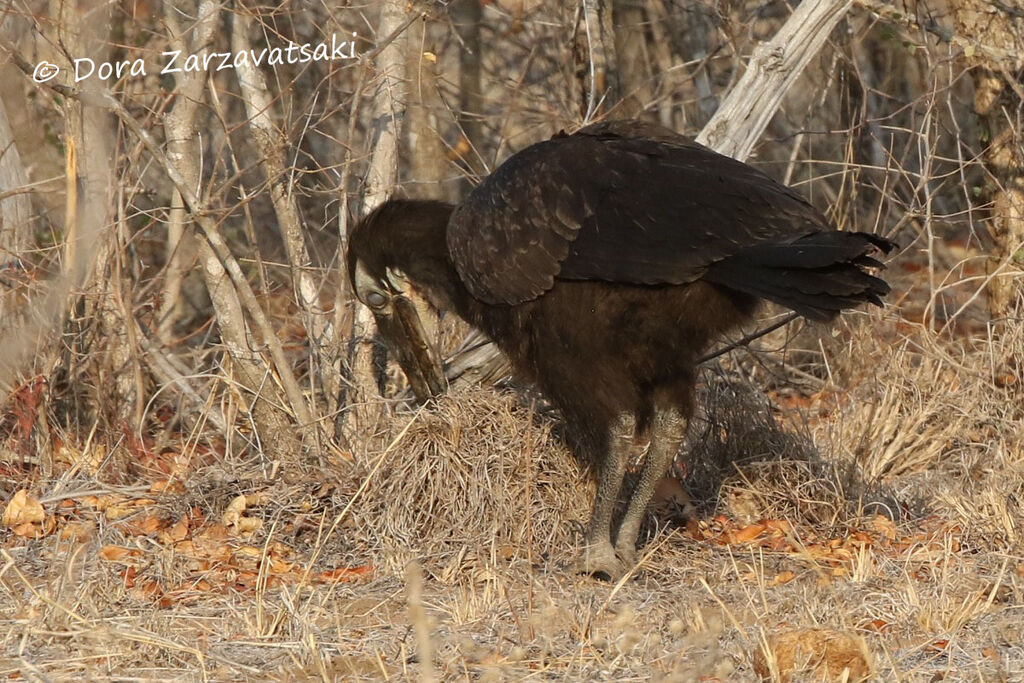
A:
[341,387,591,577]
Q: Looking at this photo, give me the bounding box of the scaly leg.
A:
[614,406,687,565]
[580,412,636,580]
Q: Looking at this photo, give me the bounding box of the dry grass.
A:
[3,307,1023,680]
[341,388,590,576]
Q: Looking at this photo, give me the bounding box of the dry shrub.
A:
[814,319,1024,548]
[678,313,1024,540]
[685,370,819,502]
[683,372,889,529]
[719,458,858,527]
[346,387,591,575]
[833,352,988,481]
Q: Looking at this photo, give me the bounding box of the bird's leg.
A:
[580,412,636,580]
[614,406,686,565]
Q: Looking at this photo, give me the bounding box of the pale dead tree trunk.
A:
[158,0,209,346]
[344,0,412,438]
[0,95,32,323]
[451,0,487,177]
[0,0,114,466]
[0,41,110,367]
[163,0,306,460]
[571,0,620,121]
[58,0,142,434]
[696,0,853,161]
[404,23,453,351]
[363,5,412,210]
[157,2,203,346]
[951,0,1024,319]
[231,9,341,430]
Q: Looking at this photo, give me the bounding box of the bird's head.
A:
[346,200,457,402]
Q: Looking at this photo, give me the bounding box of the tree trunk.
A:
[951,0,1024,319]
[452,0,487,177]
[231,8,340,433]
[406,21,455,202]
[0,96,33,325]
[59,0,140,439]
[342,0,413,439]
[696,0,853,161]
[162,0,306,461]
[156,0,204,345]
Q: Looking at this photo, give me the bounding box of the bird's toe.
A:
[614,542,638,568]
[579,543,626,581]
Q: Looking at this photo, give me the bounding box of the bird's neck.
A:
[413,252,488,328]
[393,202,488,326]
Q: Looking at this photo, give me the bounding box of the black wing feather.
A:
[447,120,893,317]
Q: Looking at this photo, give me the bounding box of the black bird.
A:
[347,120,893,580]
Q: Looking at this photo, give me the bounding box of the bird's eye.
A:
[365,291,388,309]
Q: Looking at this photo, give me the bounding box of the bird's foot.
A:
[613,541,638,569]
[579,542,629,582]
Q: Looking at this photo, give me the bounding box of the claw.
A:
[580,542,626,581]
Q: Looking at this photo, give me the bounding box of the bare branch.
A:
[697,0,853,162]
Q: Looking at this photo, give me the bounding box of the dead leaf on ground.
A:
[771,570,797,586]
[753,627,871,682]
[130,579,165,602]
[105,498,157,521]
[3,490,55,537]
[233,517,263,534]
[3,489,44,526]
[10,519,56,538]
[222,493,264,534]
[118,515,163,537]
[149,479,186,494]
[99,545,142,562]
[222,494,247,526]
[53,441,107,475]
[730,523,768,544]
[868,514,898,540]
[159,516,190,543]
[862,618,890,633]
[60,520,96,542]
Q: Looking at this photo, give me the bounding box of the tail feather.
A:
[705,231,895,322]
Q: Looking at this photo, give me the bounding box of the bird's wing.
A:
[446,121,836,305]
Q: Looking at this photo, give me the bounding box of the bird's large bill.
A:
[372,295,446,402]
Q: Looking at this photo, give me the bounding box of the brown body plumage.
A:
[347,120,893,579]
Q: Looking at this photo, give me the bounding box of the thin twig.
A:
[697,313,800,365]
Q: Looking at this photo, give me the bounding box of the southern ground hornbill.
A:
[347,119,893,580]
